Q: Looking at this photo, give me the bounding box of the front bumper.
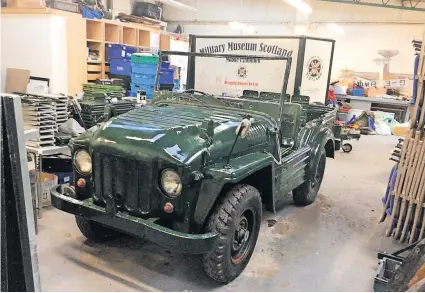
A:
[50,185,219,254]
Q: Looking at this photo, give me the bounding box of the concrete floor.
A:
[36,135,402,291]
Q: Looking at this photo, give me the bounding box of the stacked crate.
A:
[107,44,136,93]
[21,95,57,148]
[130,53,159,99]
[158,61,175,91]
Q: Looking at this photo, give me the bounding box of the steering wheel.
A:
[183,89,208,96]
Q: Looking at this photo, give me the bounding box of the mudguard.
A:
[193,152,274,228]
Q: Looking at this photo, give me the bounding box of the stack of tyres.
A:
[107,44,137,93]
[130,54,159,99]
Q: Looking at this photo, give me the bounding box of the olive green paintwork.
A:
[64,90,336,236]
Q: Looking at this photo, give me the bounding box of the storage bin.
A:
[107,44,137,60]
[131,54,159,64]
[131,73,156,86]
[161,61,170,69]
[110,59,132,76]
[131,83,154,99]
[351,88,364,97]
[131,63,158,75]
[159,68,175,85]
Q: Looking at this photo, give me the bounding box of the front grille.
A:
[93,153,154,214]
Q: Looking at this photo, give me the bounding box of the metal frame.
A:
[0,95,41,292]
[318,0,425,12]
[187,34,336,104]
[156,51,292,106]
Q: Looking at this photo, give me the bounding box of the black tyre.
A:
[75,216,120,242]
[293,147,326,206]
[203,184,262,283]
[342,143,353,153]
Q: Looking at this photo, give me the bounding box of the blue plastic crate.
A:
[107,44,137,60]
[159,68,175,85]
[352,88,364,96]
[131,73,156,86]
[174,79,180,90]
[131,83,154,99]
[161,61,170,69]
[131,63,158,75]
[110,59,132,76]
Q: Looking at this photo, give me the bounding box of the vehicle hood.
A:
[89,104,273,166]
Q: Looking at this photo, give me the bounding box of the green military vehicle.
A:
[51,51,337,283]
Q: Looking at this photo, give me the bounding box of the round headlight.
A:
[74,150,92,174]
[160,169,182,198]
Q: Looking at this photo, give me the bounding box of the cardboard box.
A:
[5,68,30,94]
[7,0,45,8]
[39,172,58,207]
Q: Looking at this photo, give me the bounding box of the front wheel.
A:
[203,184,262,283]
[293,147,326,206]
[75,216,121,242]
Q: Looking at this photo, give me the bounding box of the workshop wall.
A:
[161,0,425,79]
[1,15,68,93]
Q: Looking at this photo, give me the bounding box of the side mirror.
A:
[236,118,252,139]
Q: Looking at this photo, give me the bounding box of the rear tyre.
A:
[203,184,262,283]
[75,216,120,242]
[293,147,326,206]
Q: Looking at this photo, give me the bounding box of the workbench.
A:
[336,94,411,123]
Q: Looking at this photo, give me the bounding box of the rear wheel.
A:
[293,147,326,206]
[75,216,121,242]
[203,184,262,283]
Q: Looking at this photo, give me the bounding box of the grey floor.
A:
[36,135,402,291]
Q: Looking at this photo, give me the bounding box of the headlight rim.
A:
[74,150,92,174]
[159,168,183,198]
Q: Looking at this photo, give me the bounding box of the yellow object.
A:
[393,123,409,137]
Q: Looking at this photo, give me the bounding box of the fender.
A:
[193,152,274,229]
[309,126,335,176]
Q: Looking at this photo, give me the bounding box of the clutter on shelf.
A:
[20,93,70,148]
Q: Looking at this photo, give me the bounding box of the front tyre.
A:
[75,216,121,242]
[203,184,262,283]
[293,147,326,206]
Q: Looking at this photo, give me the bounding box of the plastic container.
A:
[131,73,156,86]
[110,59,132,76]
[107,44,137,60]
[131,83,154,99]
[161,61,170,69]
[131,63,158,75]
[159,68,175,85]
[131,54,159,64]
[173,79,180,90]
[352,88,364,96]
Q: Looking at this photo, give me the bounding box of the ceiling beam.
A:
[318,0,425,11]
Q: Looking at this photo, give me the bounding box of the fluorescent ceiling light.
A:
[156,0,198,12]
[283,0,312,14]
[327,23,344,34]
[228,21,256,34]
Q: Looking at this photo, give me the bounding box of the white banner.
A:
[194,38,300,97]
[301,39,333,103]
